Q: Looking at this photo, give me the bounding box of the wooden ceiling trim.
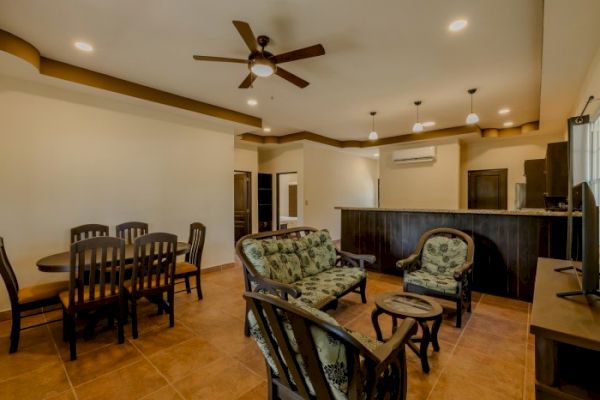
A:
[0,29,262,128]
[481,121,540,138]
[239,124,482,148]
[239,122,540,148]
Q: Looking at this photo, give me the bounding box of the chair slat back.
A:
[116,222,148,245]
[68,236,126,309]
[0,237,20,307]
[70,224,109,243]
[245,292,374,400]
[185,222,206,268]
[131,233,177,294]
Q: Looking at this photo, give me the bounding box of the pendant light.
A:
[368,111,378,141]
[412,101,424,133]
[465,88,479,124]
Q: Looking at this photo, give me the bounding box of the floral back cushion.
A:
[242,238,303,284]
[294,230,337,277]
[420,235,468,277]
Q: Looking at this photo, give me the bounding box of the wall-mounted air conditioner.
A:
[392,146,436,164]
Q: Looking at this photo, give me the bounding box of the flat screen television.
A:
[557,181,600,298]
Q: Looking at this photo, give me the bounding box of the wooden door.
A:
[234,171,251,241]
[288,184,297,217]
[468,169,508,210]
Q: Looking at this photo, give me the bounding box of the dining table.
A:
[36,242,191,272]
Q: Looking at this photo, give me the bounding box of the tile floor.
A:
[0,265,535,400]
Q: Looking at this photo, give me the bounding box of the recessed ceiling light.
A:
[422,121,436,127]
[503,121,514,127]
[449,19,468,32]
[247,99,258,106]
[498,108,511,115]
[263,127,271,132]
[74,41,94,52]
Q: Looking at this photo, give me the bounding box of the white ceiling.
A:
[0,0,588,140]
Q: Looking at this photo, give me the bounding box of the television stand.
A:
[531,258,600,400]
[556,289,600,299]
[554,264,582,273]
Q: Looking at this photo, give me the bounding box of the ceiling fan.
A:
[193,20,325,89]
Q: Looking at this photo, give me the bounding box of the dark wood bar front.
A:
[339,207,581,301]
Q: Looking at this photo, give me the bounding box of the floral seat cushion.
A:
[404,269,457,295]
[421,236,468,277]
[247,299,381,400]
[292,266,366,303]
[294,230,338,277]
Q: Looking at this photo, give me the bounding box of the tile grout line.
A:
[128,336,188,400]
[43,309,79,400]
[425,293,484,400]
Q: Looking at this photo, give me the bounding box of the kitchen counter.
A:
[335,207,581,217]
[339,207,581,301]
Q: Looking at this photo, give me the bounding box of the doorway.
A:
[468,168,508,210]
[276,172,298,230]
[234,171,252,242]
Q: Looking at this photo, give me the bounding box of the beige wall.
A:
[234,143,259,233]
[258,144,305,227]
[0,76,235,312]
[303,143,378,240]
[379,141,461,209]
[460,133,565,209]
[572,44,600,123]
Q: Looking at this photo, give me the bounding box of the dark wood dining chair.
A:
[115,222,148,245]
[125,232,177,338]
[70,224,109,243]
[175,222,206,300]
[60,236,127,360]
[0,237,68,353]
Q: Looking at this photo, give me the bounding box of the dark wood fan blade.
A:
[193,55,248,63]
[233,20,258,52]
[275,67,309,88]
[271,44,325,64]
[239,73,257,89]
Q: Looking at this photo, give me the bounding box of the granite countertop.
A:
[334,207,582,217]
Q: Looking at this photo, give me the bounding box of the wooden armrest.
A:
[337,250,376,268]
[249,275,301,300]
[453,261,473,281]
[372,318,417,366]
[396,253,419,271]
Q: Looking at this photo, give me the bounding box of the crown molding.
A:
[240,121,540,148]
[0,29,262,128]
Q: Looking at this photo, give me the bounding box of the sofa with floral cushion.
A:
[396,227,474,328]
[244,290,416,400]
[236,227,375,335]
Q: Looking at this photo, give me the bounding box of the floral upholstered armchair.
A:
[396,228,474,328]
[245,291,417,400]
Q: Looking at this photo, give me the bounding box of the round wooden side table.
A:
[371,292,443,373]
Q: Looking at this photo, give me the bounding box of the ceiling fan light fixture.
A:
[250,57,276,77]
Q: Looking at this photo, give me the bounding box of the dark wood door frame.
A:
[234,170,252,241]
[276,172,298,230]
[468,168,508,210]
